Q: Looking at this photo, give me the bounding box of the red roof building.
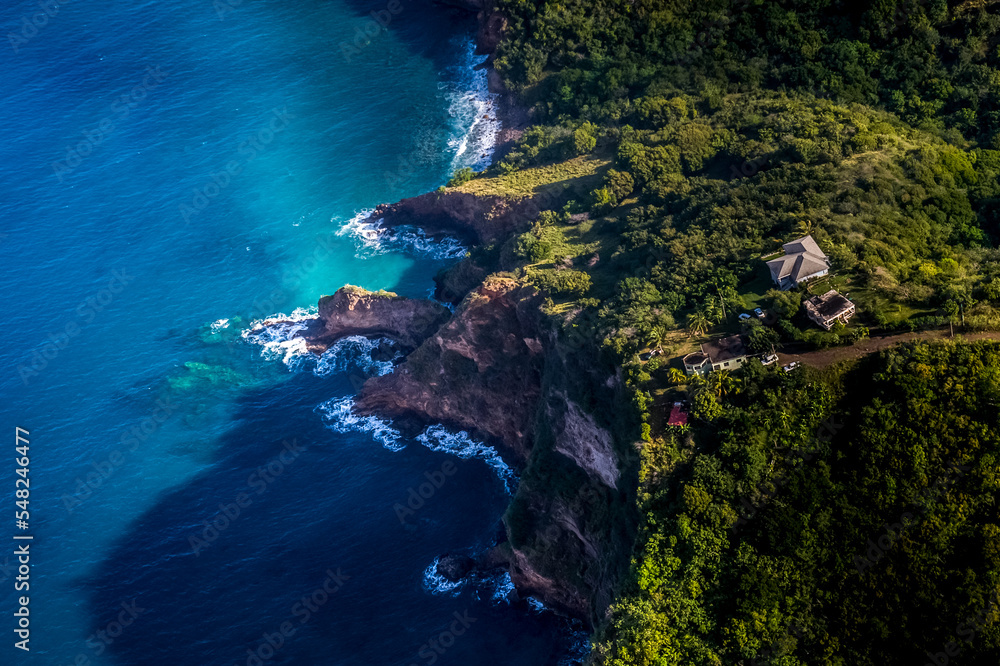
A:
[667,402,689,427]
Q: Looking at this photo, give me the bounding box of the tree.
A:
[708,370,741,398]
[767,289,803,318]
[794,217,814,237]
[691,389,722,421]
[667,367,687,384]
[447,167,475,187]
[747,326,780,354]
[574,121,598,154]
[687,311,711,336]
[647,326,666,354]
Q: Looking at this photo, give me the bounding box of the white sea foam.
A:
[489,571,515,604]
[316,396,403,451]
[422,557,465,596]
[242,309,398,377]
[313,336,398,377]
[416,425,517,493]
[445,39,499,172]
[526,597,546,613]
[337,211,466,260]
[241,307,318,369]
[210,318,231,333]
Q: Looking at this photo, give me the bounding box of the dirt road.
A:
[777,329,1000,369]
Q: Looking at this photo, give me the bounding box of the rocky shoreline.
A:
[259,2,633,627]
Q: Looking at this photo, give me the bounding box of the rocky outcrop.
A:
[365,191,538,245]
[434,255,490,305]
[509,533,593,619]
[327,0,626,629]
[502,376,634,625]
[476,10,507,55]
[355,276,545,461]
[345,276,633,625]
[309,286,451,350]
[435,553,477,582]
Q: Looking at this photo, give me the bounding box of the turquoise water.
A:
[0,1,583,663]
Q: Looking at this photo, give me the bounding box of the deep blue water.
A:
[0,1,583,663]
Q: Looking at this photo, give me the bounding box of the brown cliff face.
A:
[355,276,545,462]
[310,286,451,350]
[349,275,634,626]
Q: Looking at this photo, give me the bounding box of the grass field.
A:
[456,154,611,199]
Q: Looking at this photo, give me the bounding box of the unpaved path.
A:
[777,329,1000,369]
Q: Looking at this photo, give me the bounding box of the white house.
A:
[682,335,748,376]
[766,235,830,290]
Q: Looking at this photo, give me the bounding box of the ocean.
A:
[0,0,584,663]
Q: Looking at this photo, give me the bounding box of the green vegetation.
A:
[448,1,1000,659]
[447,166,476,187]
[339,284,398,298]
[465,0,1000,362]
[455,154,610,198]
[593,340,1000,665]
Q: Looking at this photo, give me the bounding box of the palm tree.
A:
[721,372,742,397]
[646,326,666,354]
[795,218,814,237]
[703,296,724,324]
[667,367,687,385]
[686,311,711,337]
[708,370,742,398]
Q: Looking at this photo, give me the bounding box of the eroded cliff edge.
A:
[312,286,450,350]
[356,276,544,461]
[314,0,636,628]
[343,274,638,625]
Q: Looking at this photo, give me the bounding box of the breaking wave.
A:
[489,571,515,604]
[240,307,317,369]
[559,631,593,665]
[422,557,465,596]
[316,396,403,452]
[337,211,466,260]
[444,39,499,172]
[313,336,398,377]
[416,425,517,493]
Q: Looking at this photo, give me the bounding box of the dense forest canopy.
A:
[445,0,1000,362]
[456,1,1000,664]
[496,0,1000,148]
[594,341,1000,665]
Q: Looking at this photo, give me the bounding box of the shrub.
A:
[574,121,598,154]
[527,268,593,297]
[447,167,475,187]
[513,233,552,263]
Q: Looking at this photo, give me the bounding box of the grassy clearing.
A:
[738,265,775,311]
[456,154,611,199]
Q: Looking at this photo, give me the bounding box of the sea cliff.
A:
[310,2,636,627]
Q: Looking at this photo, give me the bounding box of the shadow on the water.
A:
[325,0,481,73]
[84,364,578,665]
[83,3,580,665]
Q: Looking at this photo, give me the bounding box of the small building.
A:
[766,235,831,290]
[682,334,748,376]
[667,402,689,427]
[804,289,856,330]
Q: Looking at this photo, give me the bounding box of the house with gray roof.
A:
[766,235,831,290]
